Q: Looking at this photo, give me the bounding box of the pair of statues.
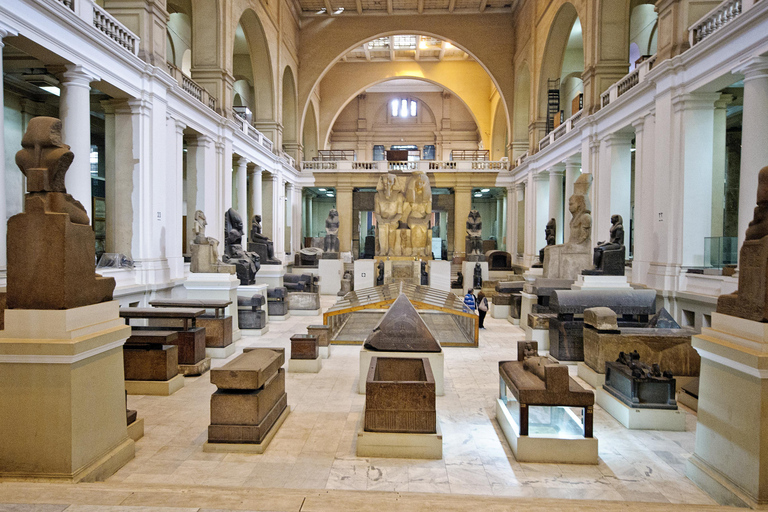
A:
[583,214,625,276]
[466,210,484,261]
[224,209,260,285]
[374,172,432,258]
[191,210,237,276]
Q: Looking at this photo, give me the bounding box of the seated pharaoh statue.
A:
[374,173,404,257]
[190,210,236,274]
[542,173,594,280]
[8,116,115,309]
[404,171,432,259]
[583,214,626,276]
[538,218,557,265]
[465,209,484,261]
[718,166,768,321]
[223,208,261,285]
[248,214,281,265]
[323,208,340,257]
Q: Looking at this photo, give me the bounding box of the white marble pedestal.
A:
[319,259,343,295]
[253,264,285,289]
[429,260,451,292]
[571,274,631,290]
[462,261,489,289]
[184,273,241,342]
[354,260,376,290]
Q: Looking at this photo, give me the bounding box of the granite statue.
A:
[403,171,432,258]
[8,116,115,309]
[473,262,483,289]
[542,173,593,280]
[466,209,484,261]
[223,208,261,285]
[376,260,385,286]
[420,261,429,285]
[603,351,677,409]
[190,210,236,274]
[539,218,556,264]
[374,173,404,256]
[451,271,463,289]
[248,214,281,265]
[583,214,625,276]
[323,209,340,256]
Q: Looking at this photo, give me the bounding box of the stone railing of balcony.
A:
[514,152,529,168]
[689,0,744,47]
[92,3,139,56]
[538,109,583,152]
[232,113,275,153]
[280,151,296,169]
[165,62,218,113]
[600,55,656,109]
[301,160,508,172]
[55,0,75,11]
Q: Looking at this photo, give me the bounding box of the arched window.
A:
[390,98,418,118]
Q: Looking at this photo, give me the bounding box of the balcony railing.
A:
[301,160,508,172]
[538,109,583,152]
[690,0,743,47]
[55,0,75,11]
[92,3,139,56]
[232,114,275,153]
[600,55,656,109]
[166,63,218,113]
[514,152,529,168]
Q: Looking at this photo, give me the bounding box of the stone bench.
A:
[149,299,233,350]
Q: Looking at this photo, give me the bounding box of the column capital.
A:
[515,181,526,191]
[534,170,549,181]
[564,154,582,167]
[58,64,98,86]
[675,92,723,111]
[733,56,768,80]
[0,21,19,41]
[549,162,566,173]
[189,134,213,148]
[548,168,565,177]
[603,131,635,147]
[715,93,735,110]
[236,156,248,168]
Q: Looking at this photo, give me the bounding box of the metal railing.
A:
[92,3,139,55]
[690,0,743,46]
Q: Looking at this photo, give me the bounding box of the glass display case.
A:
[704,236,737,268]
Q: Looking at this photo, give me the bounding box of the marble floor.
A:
[0,294,734,511]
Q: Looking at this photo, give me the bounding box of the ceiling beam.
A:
[386,0,393,14]
[417,0,424,13]
[355,0,363,14]
[438,41,446,60]
[479,0,487,12]
[448,0,456,13]
[323,0,334,15]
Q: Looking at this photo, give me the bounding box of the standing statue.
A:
[465,210,485,261]
[542,173,593,280]
[323,208,340,256]
[583,214,626,276]
[539,218,557,264]
[376,260,385,286]
[420,261,429,285]
[374,174,404,256]
[473,262,483,289]
[404,171,432,258]
[7,116,115,309]
[248,214,281,265]
[223,208,261,285]
[190,210,236,274]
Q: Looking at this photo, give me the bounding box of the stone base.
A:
[203,406,290,454]
[288,357,322,373]
[319,259,343,295]
[577,362,605,389]
[356,420,442,459]
[241,326,270,337]
[178,356,211,376]
[528,327,549,351]
[596,387,686,431]
[127,418,145,442]
[290,308,321,316]
[547,354,579,366]
[206,344,237,359]
[319,346,331,359]
[252,264,285,290]
[429,260,452,292]
[354,259,376,290]
[572,274,631,290]
[269,312,291,321]
[125,374,185,396]
[237,283,269,326]
[495,399,598,464]
[359,347,444,396]
[184,273,241,342]
[507,316,520,326]
[678,387,698,412]
[462,261,489,288]
[491,304,510,319]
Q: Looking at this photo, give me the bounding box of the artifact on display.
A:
[363,293,442,352]
[248,214,281,265]
[224,208,261,285]
[539,218,556,265]
[323,208,341,257]
[190,210,236,274]
[465,209,484,261]
[583,214,626,276]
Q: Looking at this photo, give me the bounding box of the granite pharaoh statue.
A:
[374,173,404,256]
[248,214,281,265]
[466,209,484,260]
[324,208,340,256]
[583,214,626,276]
[404,171,432,258]
[223,208,261,285]
[539,218,556,265]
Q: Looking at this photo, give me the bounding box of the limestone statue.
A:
[248,214,281,265]
[7,116,116,309]
[374,173,404,256]
[539,218,556,264]
[223,208,261,285]
[190,210,236,274]
[583,214,626,276]
[404,171,432,258]
[466,209,484,260]
[542,173,593,280]
[324,208,340,255]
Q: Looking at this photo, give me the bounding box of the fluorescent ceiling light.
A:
[317,7,326,13]
[481,188,490,192]
[39,86,60,96]
[326,193,334,197]
[318,188,327,191]
[474,193,482,197]
[333,7,344,13]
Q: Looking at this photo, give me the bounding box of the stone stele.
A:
[363,293,442,353]
[8,117,115,309]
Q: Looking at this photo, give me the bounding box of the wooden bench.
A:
[498,341,594,437]
[120,308,207,368]
[149,299,233,349]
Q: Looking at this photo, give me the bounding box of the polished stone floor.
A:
[95,295,716,506]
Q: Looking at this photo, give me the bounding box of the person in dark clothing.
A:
[476,290,488,329]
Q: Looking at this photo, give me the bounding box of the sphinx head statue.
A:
[15,117,74,193]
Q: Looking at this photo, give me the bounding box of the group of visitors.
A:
[464,288,488,329]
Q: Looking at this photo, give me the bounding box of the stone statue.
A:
[248,214,281,265]
[451,271,463,289]
[520,342,552,381]
[583,214,626,276]
[718,166,768,321]
[376,260,385,286]
[374,174,404,256]
[420,261,429,285]
[223,208,261,285]
[404,171,432,258]
[539,218,556,264]
[465,209,484,261]
[190,210,236,275]
[542,173,593,280]
[323,208,340,257]
[473,262,483,289]
[7,116,115,309]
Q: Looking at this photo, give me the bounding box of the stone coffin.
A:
[210,348,285,390]
[291,334,319,360]
[287,291,320,311]
[210,369,286,426]
[123,344,178,381]
[486,250,513,270]
[603,361,677,410]
[307,324,330,347]
[494,293,512,306]
[238,294,266,329]
[267,287,288,316]
[364,357,436,434]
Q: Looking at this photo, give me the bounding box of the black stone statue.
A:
[420,261,428,285]
[223,208,261,285]
[539,218,556,264]
[376,260,385,286]
[451,271,463,289]
[248,214,281,265]
[473,262,483,289]
[583,214,626,276]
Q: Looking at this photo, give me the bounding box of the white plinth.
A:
[524,268,543,279]
[240,326,270,336]
[491,303,510,319]
[462,261,489,288]
[529,325,549,351]
[356,420,442,459]
[520,291,536,335]
[354,260,376,290]
[238,282,269,323]
[429,260,451,292]
[184,273,241,341]
[125,374,185,396]
[495,398,598,464]
[359,347,444,396]
[253,264,285,289]
[508,316,520,326]
[577,362,605,389]
[596,388,686,431]
[318,259,343,295]
[319,346,331,359]
[291,308,321,316]
[206,343,236,359]
[572,274,631,290]
[288,357,322,373]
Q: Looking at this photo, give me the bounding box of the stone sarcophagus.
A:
[267,287,288,316]
[307,324,331,348]
[549,289,656,362]
[364,357,436,434]
[290,334,318,360]
[524,278,574,313]
[603,351,678,409]
[238,294,266,329]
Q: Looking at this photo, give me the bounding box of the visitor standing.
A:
[477,291,488,329]
[463,288,476,313]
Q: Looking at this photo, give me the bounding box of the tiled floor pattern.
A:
[90,295,719,507]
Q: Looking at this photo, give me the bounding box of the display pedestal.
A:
[125,374,185,396]
[252,264,284,290]
[596,387,686,431]
[318,259,343,295]
[288,357,322,373]
[429,260,451,292]
[462,261,489,288]
[577,362,605,389]
[520,291,536,333]
[184,273,241,342]
[354,260,376,290]
[572,274,631,290]
[238,283,269,337]
[686,312,768,508]
[319,346,332,359]
[356,420,442,459]
[491,304,510,319]
[203,407,290,454]
[359,347,444,396]
[528,323,549,352]
[0,301,135,481]
[495,398,598,464]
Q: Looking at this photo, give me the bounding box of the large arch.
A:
[282,66,298,147]
[513,61,530,156]
[233,9,274,122]
[298,15,514,150]
[302,102,319,161]
[317,61,497,152]
[490,98,507,161]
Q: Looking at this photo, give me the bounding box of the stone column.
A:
[534,171,550,259]
[251,166,263,218]
[273,174,285,262]
[167,116,185,279]
[262,172,276,241]
[604,133,634,241]
[563,155,582,242]
[59,65,95,221]
[0,30,14,276]
[548,164,565,244]
[496,194,504,250]
[219,140,232,217]
[515,182,526,261]
[235,157,248,246]
[711,94,733,237]
[453,183,473,258]
[632,112,654,284]
[101,99,133,257]
[736,57,768,253]
[285,182,293,255]
[506,186,515,256]
[186,135,217,254]
[524,172,537,266]
[336,183,354,254]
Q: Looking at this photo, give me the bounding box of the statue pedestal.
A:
[0,301,134,481]
[687,312,768,507]
[253,264,285,290]
[184,273,241,344]
[462,261,489,289]
[429,260,451,292]
[571,275,631,290]
[354,260,376,290]
[318,259,343,295]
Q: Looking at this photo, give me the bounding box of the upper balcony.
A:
[302,159,508,173]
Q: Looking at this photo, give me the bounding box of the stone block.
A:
[210,348,284,390]
[308,324,330,347]
[528,313,552,330]
[124,345,178,381]
[210,369,285,425]
[208,393,287,444]
[287,291,320,310]
[291,334,319,360]
[494,293,512,306]
[583,307,619,331]
[198,316,233,348]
